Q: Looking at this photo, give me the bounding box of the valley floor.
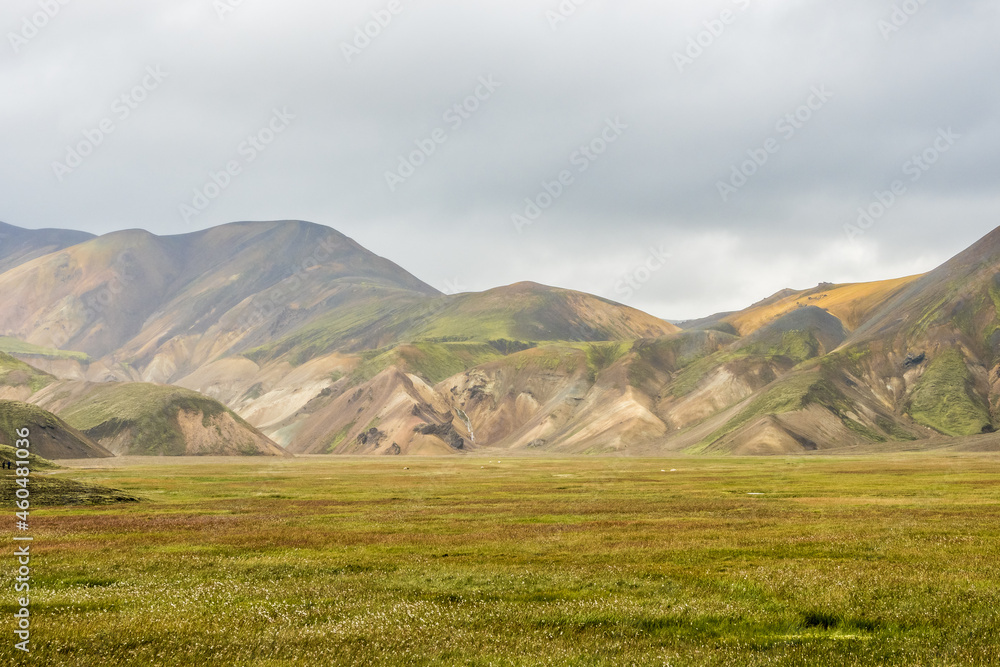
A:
[4,455,1000,666]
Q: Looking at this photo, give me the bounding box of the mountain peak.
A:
[0,218,440,363]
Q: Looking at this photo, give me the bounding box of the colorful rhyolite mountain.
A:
[1,218,998,457]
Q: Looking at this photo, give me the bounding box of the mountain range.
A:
[1,218,998,457]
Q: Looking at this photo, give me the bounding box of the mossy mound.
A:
[58,383,285,456]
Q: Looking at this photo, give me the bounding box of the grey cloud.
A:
[0,0,997,319]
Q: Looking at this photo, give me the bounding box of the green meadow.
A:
[3,455,1000,666]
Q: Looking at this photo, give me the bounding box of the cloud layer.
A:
[1,0,998,318]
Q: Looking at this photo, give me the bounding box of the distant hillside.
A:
[248,281,680,368]
[0,220,438,380]
[413,282,680,342]
[685,276,922,337]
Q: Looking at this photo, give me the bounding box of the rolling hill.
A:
[246,282,680,368]
[31,382,288,457]
[0,400,113,459]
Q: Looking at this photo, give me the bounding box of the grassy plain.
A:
[3,455,999,666]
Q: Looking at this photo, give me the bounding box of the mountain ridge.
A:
[2,218,998,456]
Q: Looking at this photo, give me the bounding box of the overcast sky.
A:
[1,0,998,319]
